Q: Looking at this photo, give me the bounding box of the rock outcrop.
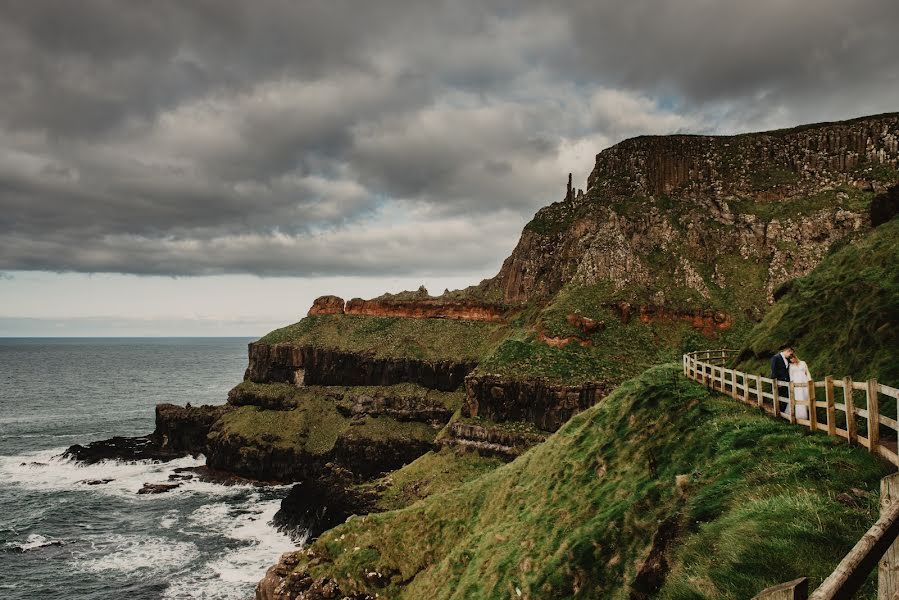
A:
[463,374,614,432]
[244,342,477,391]
[487,114,899,305]
[344,297,506,321]
[871,183,899,227]
[307,295,345,316]
[64,403,230,463]
[153,403,232,453]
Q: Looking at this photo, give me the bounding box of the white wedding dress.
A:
[789,360,812,420]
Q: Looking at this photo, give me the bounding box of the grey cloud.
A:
[1,0,897,277]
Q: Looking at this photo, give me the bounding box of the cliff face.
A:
[488,113,899,306]
[308,294,507,322]
[463,374,613,432]
[244,342,477,391]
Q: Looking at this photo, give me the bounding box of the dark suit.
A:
[770,353,791,414]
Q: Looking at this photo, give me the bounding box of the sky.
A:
[2,1,898,336]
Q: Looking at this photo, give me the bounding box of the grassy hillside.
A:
[736,216,899,384]
[476,283,752,384]
[258,314,510,361]
[281,364,888,599]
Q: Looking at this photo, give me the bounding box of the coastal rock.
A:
[464,374,613,432]
[137,482,181,494]
[272,468,379,539]
[154,403,232,453]
[244,342,477,391]
[63,435,184,464]
[307,295,345,316]
[344,297,506,321]
[439,421,547,460]
[65,403,231,464]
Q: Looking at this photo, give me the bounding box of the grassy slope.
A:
[287,364,888,599]
[258,314,510,361]
[478,283,753,384]
[736,216,899,384]
[360,447,506,512]
[213,383,452,457]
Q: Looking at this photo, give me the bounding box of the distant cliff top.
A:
[586,112,899,200]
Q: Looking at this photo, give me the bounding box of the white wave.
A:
[71,534,199,575]
[0,447,207,498]
[163,497,300,599]
[5,533,67,552]
[160,510,180,530]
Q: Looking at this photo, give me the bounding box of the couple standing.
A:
[770,345,813,419]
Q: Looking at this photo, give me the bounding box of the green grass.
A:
[476,283,752,384]
[345,416,438,444]
[212,400,350,455]
[736,216,899,384]
[332,383,465,413]
[284,364,889,599]
[360,448,505,512]
[729,187,874,221]
[257,314,510,361]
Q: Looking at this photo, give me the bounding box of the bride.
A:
[789,355,813,420]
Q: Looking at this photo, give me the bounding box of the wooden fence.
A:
[682,349,899,599]
[683,349,899,467]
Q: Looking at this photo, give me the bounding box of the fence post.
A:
[845,377,857,444]
[732,369,739,400]
[879,472,899,600]
[753,577,808,600]
[808,382,817,432]
[868,379,880,456]
[773,381,781,418]
[788,382,797,424]
[756,375,764,409]
[743,373,750,404]
[825,376,836,436]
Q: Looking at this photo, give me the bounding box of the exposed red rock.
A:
[535,326,592,348]
[344,298,506,321]
[307,295,345,316]
[612,302,733,335]
[566,313,603,335]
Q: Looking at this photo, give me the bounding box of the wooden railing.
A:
[683,349,899,467]
[682,349,899,599]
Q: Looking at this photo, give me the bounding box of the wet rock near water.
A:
[137,482,182,495]
[78,478,114,486]
[62,435,185,464]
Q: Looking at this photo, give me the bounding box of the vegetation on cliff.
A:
[736,215,899,383]
[275,364,888,599]
[259,314,509,361]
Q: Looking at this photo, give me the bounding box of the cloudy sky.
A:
[2,0,897,336]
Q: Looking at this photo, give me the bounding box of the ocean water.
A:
[0,338,299,599]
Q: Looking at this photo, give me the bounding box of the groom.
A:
[770,345,794,415]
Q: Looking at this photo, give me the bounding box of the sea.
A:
[0,338,299,600]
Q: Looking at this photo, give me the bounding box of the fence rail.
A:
[682,349,899,599]
[683,349,899,467]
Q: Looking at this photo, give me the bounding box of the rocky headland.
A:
[61,113,899,599]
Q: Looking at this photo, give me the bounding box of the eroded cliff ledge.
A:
[244,342,476,391]
[307,293,507,322]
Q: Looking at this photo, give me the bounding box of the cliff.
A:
[488,113,899,306]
